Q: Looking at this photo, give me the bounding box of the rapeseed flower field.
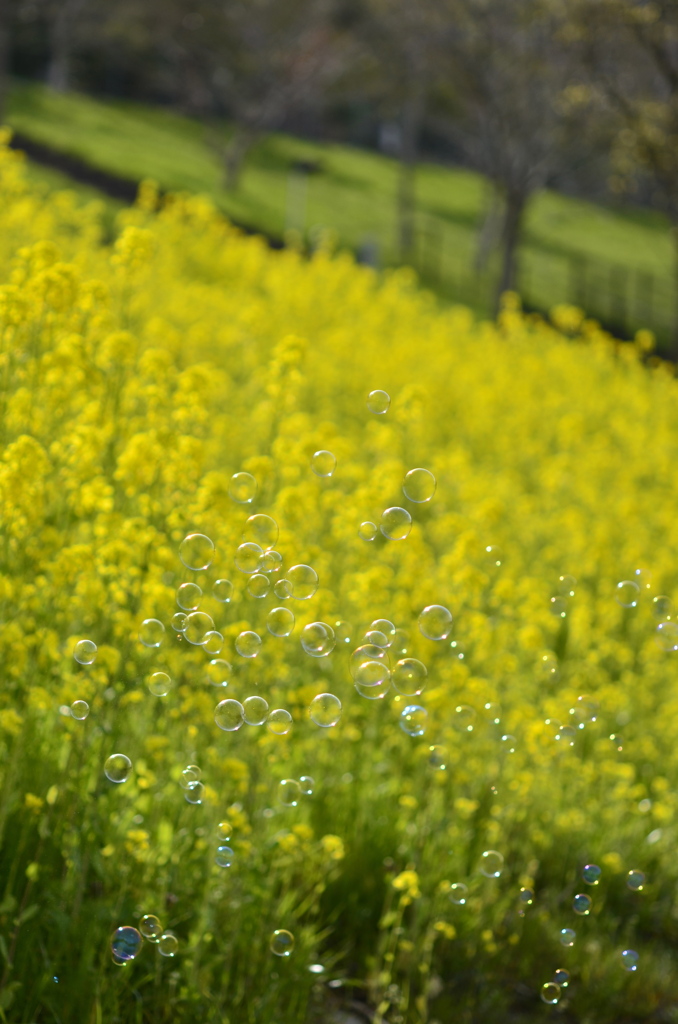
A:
[0,128,677,1023]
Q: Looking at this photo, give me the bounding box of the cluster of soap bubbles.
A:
[111,917,178,965]
[179,764,204,804]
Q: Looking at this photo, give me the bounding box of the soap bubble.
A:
[403,468,436,503]
[206,659,231,687]
[139,915,162,942]
[500,734,517,753]
[621,949,639,972]
[616,580,640,608]
[215,845,234,868]
[480,850,503,878]
[367,390,390,414]
[217,821,231,840]
[634,567,652,590]
[449,882,467,905]
[235,542,264,574]
[299,776,314,795]
[235,630,262,658]
[350,643,389,677]
[353,656,391,698]
[656,621,678,651]
[358,521,378,541]
[582,863,601,885]
[550,597,568,618]
[627,869,645,891]
[284,564,319,600]
[267,708,293,735]
[176,582,201,611]
[261,549,283,574]
[309,692,342,727]
[428,745,448,771]
[364,629,388,648]
[518,887,533,910]
[270,929,295,956]
[203,630,224,655]
[392,628,410,656]
[311,450,336,477]
[453,705,476,733]
[158,931,178,957]
[557,574,577,597]
[483,701,501,725]
[301,621,335,657]
[335,621,354,645]
[552,969,570,987]
[399,704,427,737]
[104,754,132,784]
[379,506,412,541]
[229,471,257,504]
[74,639,97,665]
[392,658,427,696]
[215,699,244,731]
[244,513,278,550]
[556,724,576,746]
[184,611,215,646]
[70,700,90,720]
[184,781,204,804]
[139,618,165,648]
[171,612,187,632]
[213,579,233,603]
[572,893,591,915]
[653,595,672,619]
[370,619,396,642]
[148,671,172,697]
[267,607,295,637]
[279,779,302,806]
[559,928,576,947]
[540,983,561,1006]
[180,766,201,789]
[273,578,292,599]
[111,927,142,962]
[484,544,502,568]
[179,533,214,571]
[247,573,270,599]
[418,605,453,640]
[243,695,269,726]
[570,694,598,728]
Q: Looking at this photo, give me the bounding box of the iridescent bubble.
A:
[273,578,292,599]
[179,532,214,571]
[229,471,257,504]
[480,850,503,878]
[185,781,204,804]
[244,513,279,551]
[653,595,672,619]
[235,630,262,658]
[656,621,678,651]
[203,630,224,655]
[399,704,427,737]
[176,582,201,611]
[557,574,577,597]
[453,705,476,733]
[379,506,412,541]
[215,845,234,868]
[353,657,391,697]
[449,882,467,905]
[266,607,295,637]
[553,968,570,987]
[206,658,231,687]
[370,619,396,642]
[217,820,231,840]
[301,622,335,657]
[235,542,264,574]
[270,929,295,956]
[402,468,436,503]
[243,695,269,725]
[148,671,172,697]
[284,564,319,600]
[139,915,162,942]
[428,744,448,771]
[299,776,314,795]
[418,605,453,640]
[364,629,388,648]
[213,579,233,603]
[180,766,201,789]
[215,699,244,731]
[111,927,142,962]
[261,549,283,574]
[540,983,561,1006]
[358,521,378,541]
[171,612,187,632]
[627,869,645,891]
[392,658,427,696]
[104,754,132,784]
[570,694,598,728]
[616,580,640,608]
[74,639,97,665]
[559,928,576,947]
[572,893,591,915]
[366,390,390,415]
[158,931,178,957]
[311,450,336,477]
[139,618,165,648]
[267,708,293,735]
[70,700,90,720]
[279,779,302,806]
[184,611,215,646]
[582,863,601,885]
[309,692,342,727]
[247,573,270,599]
[621,949,639,972]
[349,644,389,679]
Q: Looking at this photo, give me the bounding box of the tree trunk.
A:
[223,125,259,191]
[47,0,87,93]
[493,190,527,315]
[397,89,424,263]
[0,0,9,125]
[475,186,504,274]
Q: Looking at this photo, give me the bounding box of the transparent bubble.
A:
[557,574,577,597]
[634,567,652,591]
[570,694,598,728]
[358,521,378,541]
[180,766,201,790]
[299,776,314,795]
[627,869,645,891]
[480,850,503,878]
[279,779,302,807]
[500,734,516,753]
[104,754,132,784]
[247,573,271,599]
[392,628,410,656]
[185,781,204,804]
[355,664,391,699]
[380,506,412,541]
[309,692,342,727]
[418,605,453,640]
[483,701,501,725]
[484,544,502,568]
[203,630,224,655]
[215,845,234,868]
[217,820,231,840]
[449,882,467,905]
[235,630,262,658]
[284,564,319,600]
[158,931,178,957]
[148,671,172,697]
[559,928,576,947]
[616,580,640,608]
[450,640,467,660]
[364,629,388,648]
[335,621,354,645]
[541,983,561,1006]
[367,390,390,415]
[244,513,278,551]
[538,651,559,680]
[403,468,436,503]
[267,606,295,637]
[428,744,448,771]
[621,949,639,972]
[176,582,201,611]
[179,532,214,571]
[573,893,591,915]
[518,887,533,907]
[235,541,264,575]
[70,699,90,720]
[582,863,601,885]
[370,619,396,642]
[184,611,215,646]
[270,929,295,956]
[267,708,293,735]
[553,969,570,987]
[556,724,576,746]
[610,733,623,752]
[350,642,390,675]
[171,612,188,633]
[74,639,97,666]
[214,699,244,731]
[229,471,257,504]
[311,450,336,477]
[301,621,335,657]
[653,595,672,620]
[261,549,283,574]
[274,578,292,600]
[453,705,476,733]
[139,915,162,942]
[139,618,165,648]
[213,579,234,603]
[656,621,678,652]
[392,658,427,696]
[206,658,231,688]
[550,596,568,618]
[243,695,269,726]
[399,704,427,737]
[111,927,142,962]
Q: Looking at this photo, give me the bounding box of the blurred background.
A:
[0,0,676,353]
